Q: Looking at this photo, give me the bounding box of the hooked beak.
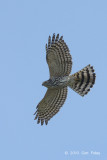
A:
[42,81,46,86]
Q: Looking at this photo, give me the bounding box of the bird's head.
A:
[42,80,51,88]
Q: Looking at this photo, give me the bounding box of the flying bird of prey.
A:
[34,33,96,125]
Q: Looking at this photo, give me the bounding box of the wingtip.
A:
[45,120,48,125]
[33,111,37,115]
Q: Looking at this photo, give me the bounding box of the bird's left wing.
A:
[46,34,72,78]
[34,87,67,125]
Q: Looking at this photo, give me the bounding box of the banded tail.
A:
[69,65,96,96]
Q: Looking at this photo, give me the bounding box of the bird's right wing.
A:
[34,87,67,125]
[46,33,72,78]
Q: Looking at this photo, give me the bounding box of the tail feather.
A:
[69,65,96,96]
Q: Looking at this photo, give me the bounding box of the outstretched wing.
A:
[46,33,72,78]
[34,87,67,125]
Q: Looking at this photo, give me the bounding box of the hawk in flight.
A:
[34,34,96,125]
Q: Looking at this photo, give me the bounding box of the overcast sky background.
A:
[0,0,107,160]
